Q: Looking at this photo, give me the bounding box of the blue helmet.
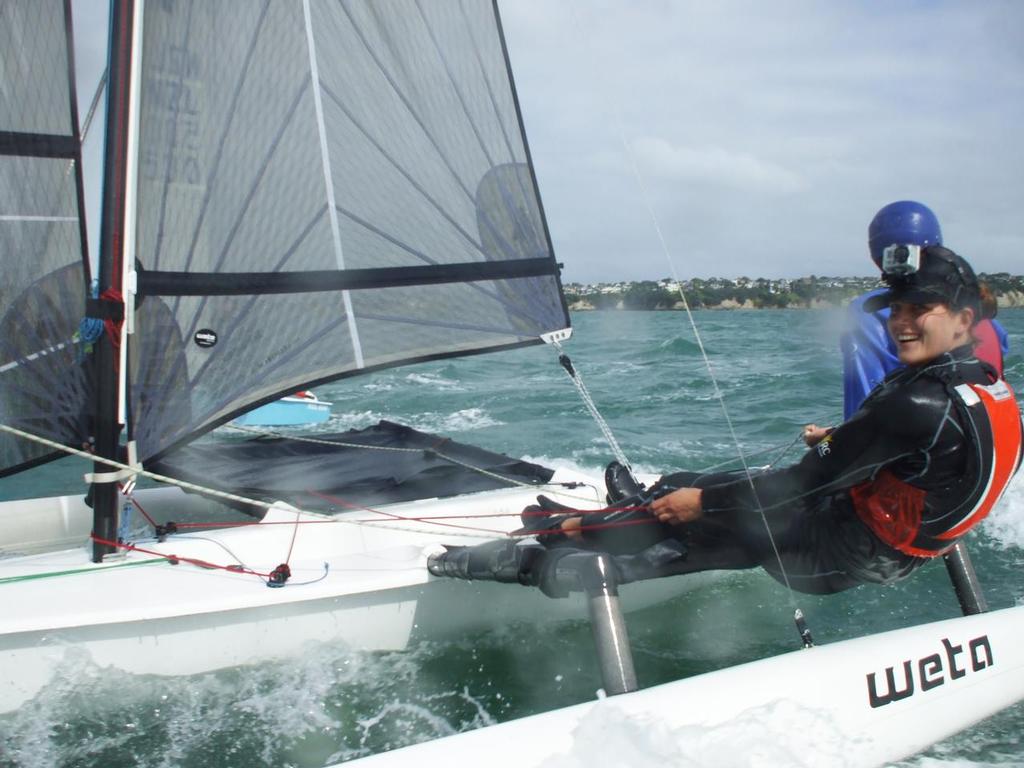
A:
[867,201,942,268]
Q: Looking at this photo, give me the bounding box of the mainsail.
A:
[129,0,570,463]
[0,0,92,476]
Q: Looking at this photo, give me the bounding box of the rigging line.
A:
[303,0,363,369]
[332,3,527,267]
[224,423,602,507]
[80,68,109,142]
[0,340,75,374]
[225,422,604,506]
[0,423,491,540]
[693,432,803,475]
[89,534,272,579]
[552,341,635,476]
[565,3,799,600]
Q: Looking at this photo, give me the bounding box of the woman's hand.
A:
[650,487,703,524]
[802,424,831,447]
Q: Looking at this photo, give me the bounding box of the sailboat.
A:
[230,390,332,426]
[0,0,698,716]
[2,2,1022,764]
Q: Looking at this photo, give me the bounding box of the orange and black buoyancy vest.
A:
[850,378,1023,557]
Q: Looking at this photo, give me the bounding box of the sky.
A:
[71,0,1024,284]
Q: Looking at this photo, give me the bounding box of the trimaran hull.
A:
[338,605,1024,768]
[0,468,699,715]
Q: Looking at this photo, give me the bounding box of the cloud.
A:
[630,137,806,194]
[498,1,1024,280]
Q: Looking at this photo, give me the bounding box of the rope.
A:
[0,557,165,585]
[564,1,815,636]
[0,424,591,542]
[225,422,605,507]
[89,534,273,580]
[552,344,636,479]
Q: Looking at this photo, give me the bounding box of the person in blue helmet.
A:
[802,200,1010,447]
[845,201,1007,417]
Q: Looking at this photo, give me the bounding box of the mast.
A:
[90,0,136,562]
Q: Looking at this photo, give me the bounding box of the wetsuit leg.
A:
[593,469,865,593]
[534,469,880,594]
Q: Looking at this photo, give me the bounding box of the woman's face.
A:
[887,300,974,365]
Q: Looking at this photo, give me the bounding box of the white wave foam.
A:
[538,698,862,768]
[981,473,1024,551]
[407,408,502,433]
[404,372,465,391]
[323,410,384,431]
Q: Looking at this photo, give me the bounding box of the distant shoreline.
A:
[568,298,1024,312]
[565,276,1024,312]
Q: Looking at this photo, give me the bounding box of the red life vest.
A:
[850,379,1023,557]
[973,321,1004,379]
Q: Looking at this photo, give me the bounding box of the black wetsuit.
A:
[578,346,1017,594]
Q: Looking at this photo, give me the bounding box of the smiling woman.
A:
[867,245,990,358]
[887,300,973,366]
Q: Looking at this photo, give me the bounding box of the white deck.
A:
[0,470,699,714]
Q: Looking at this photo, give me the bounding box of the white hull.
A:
[341,605,1024,768]
[0,470,700,715]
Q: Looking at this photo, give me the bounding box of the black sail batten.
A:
[0,0,95,478]
[0,131,78,159]
[137,258,558,296]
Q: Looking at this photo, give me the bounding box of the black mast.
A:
[91,0,135,562]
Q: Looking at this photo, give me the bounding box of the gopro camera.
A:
[881,243,922,276]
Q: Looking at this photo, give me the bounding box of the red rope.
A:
[90,534,271,578]
[100,288,124,353]
[116,485,658,546]
[121,487,158,528]
[307,490,510,535]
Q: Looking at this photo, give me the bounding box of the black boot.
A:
[515,494,576,543]
[604,461,645,503]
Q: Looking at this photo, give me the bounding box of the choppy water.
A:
[2,309,1023,767]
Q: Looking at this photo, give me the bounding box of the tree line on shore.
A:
[564,273,1024,310]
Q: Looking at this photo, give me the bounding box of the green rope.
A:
[0,557,167,585]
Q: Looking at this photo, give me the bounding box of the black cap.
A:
[863,245,981,315]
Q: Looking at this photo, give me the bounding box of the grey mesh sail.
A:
[130,0,569,463]
[0,0,92,476]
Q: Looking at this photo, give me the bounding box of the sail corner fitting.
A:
[541,328,572,345]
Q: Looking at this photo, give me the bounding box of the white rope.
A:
[550,341,635,477]
[0,423,598,539]
[565,1,800,599]
[224,422,602,505]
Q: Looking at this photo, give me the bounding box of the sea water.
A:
[1,309,1022,767]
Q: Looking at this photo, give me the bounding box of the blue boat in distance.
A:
[232,391,332,427]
